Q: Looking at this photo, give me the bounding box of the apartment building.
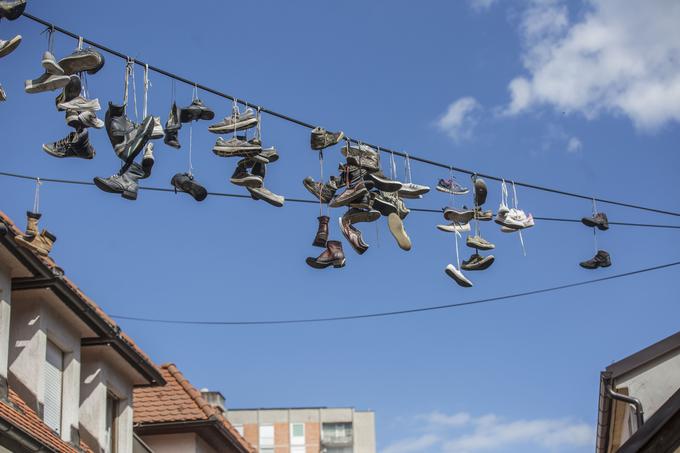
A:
[224,407,376,453]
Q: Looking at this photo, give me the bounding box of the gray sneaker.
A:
[443,207,475,224]
[247,186,284,207]
[208,107,258,133]
[343,207,380,224]
[66,110,104,129]
[311,127,344,150]
[342,144,380,172]
[212,136,262,157]
[58,95,101,111]
[58,48,105,75]
[0,35,21,58]
[398,182,430,199]
[461,253,495,271]
[466,235,495,250]
[41,51,64,75]
[25,72,70,94]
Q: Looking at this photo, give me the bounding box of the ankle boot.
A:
[24,211,40,238]
[93,162,145,200]
[306,240,346,269]
[312,216,329,248]
[14,212,57,256]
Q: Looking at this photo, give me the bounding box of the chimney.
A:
[200,388,226,413]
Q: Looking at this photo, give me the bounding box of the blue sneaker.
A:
[436,178,469,195]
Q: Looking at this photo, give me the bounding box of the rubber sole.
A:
[388,213,411,251]
[0,35,21,58]
[368,174,403,192]
[212,147,261,158]
[59,54,100,75]
[230,175,263,188]
[462,255,495,271]
[445,265,473,287]
[444,209,475,224]
[208,117,258,133]
[25,75,70,94]
[305,257,346,269]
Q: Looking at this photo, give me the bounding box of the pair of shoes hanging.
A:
[580,211,611,268]
[14,211,57,256]
[308,217,347,269]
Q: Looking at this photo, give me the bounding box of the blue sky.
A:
[2,1,680,452]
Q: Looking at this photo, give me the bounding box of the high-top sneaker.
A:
[150,116,164,139]
[93,163,145,200]
[142,142,154,177]
[14,211,57,256]
[179,98,214,123]
[306,240,346,269]
[339,216,369,255]
[0,35,21,58]
[105,102,133,148]
[0,0,26,20]
[342,144,381,172]
[580,250,612,269]
[311,127,344,150]
[164,102,182,148]
[42,130,95,159]
[171,173,208,202]
[116,116,155,173]
[312,216,330,248]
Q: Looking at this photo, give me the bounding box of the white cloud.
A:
[436,97,482,142]
[382,411,593,453]
[468,0,497,12]
[503,0,680,130]
[567,136,582,152]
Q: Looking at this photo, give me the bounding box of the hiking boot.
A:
[58,95,101,111]
[473,207,493,221]
[473,176,488,206]
[330,181,368,208]
[93,163,145,200]
[343,207,380,224]
[213,136,262,157]
[367,170,403,192]
[461,253,495,271]
[247,186,284,207]
[306,240,346,268]
[58,48,105,75]
[180,98,214,123]
[208,107,258,133]
[171,173,208,201]
[388,212,411,251]
[230,164,263,188]
[342,144,380,172]
[437,222,471,233]
[313,216,329,248]
[443,207,475,224]
[303,177,338,204]
[0,0,26,20]
[582,212,609,231]
[142,142,155,177]
[25,72,70,94]
[398,182,430,199]
[41,51,64,75]
[311,127,344,150]
[55,75,81,111]
[436,178,469,195]
[580,250,611,269]
[373,191,399,216]
[445,264,473,287]
[466,234,495,250]
[149,116,164,139]
[105,102,134,148]
[42,130,95,159]
[15,212,57,256]
[116,116,155,173]
[339,216,369,255]
[66,109,104,129]
[0,35,21,58]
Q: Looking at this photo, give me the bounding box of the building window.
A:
[105,391,119,453]
[291,422,305,447]
[322,422,353,443]
[259,424,274,453]
[44,340,63,434]
[234,424,244,437]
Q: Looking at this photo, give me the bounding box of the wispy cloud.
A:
[436,97,482,142]
[567,137,582,153]
[468,0,497,12]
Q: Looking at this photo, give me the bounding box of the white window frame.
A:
[290,422,305,446]
[105,390,119,453]
[259,424,274,451]
[44,339,64,434]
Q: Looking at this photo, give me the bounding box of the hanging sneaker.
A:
[58,95,101,111]
[398,182,430,199]
[581,212,609,231]
[66,109,104,129]
[303,177,338,203]
[93,163,145,200]
[0,35,21,58]
[105,102,134,148]
[466,235,495,250]
[343,207,381,224]
[230,164,263,188]
[436,178,469,195]
[445,264,473,287]
[371,191,399,216]
[388,212,412,251]
[306,240,346,268]
[580,250,612,269]
[436,222,471,233]
[58,48,105,75]
[171,173,208,202]
[164,102,182,132]
[55,75,81,111]
[342,144,381,172]
[142,142,155,177]
[150,116,164,139]
[461,253,495,271]
[473,176,488,206]
[42,130,95,159]
[0,84,6,101]
[41,51,64,75]
[339,216,369,255]
[208,107,258,133]
[179,98,214,123]
[311,127,344,150]
[212,136,262,158]
[251,147,279,164]
[330,182,369,208]
[349,192,374,211]
[116,116,155,174]
[0,0,26,20]
[247,186,284,207]
[366,170,403,192]
[25,72,70,94]
[495,208,526,229]
[473,207,493,221]
[444,207,475,224]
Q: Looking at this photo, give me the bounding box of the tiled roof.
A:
[0,389,93,453]
[0,210,163,385]
[134,363,255,452]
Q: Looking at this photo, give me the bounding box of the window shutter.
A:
[44,340,63,434]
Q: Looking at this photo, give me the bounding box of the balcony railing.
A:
[321,433,354,446]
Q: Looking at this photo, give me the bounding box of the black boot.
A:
[93,163,145,200]
[105,102,133,149]
[580,250,612,269]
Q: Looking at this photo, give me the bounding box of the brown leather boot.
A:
[306,240,346,269]
[339,215,368,255]
[312,216,329,248]
[14,212,57,256]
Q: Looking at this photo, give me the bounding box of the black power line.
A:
[3,170,680,230]
[18,12,680,218]
[108,261,680,326]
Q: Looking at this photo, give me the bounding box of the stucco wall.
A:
[0,261,11,383]
[353,411,376,453]
[142,432,199,453]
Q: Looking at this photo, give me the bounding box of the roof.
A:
[0,389,93,453]
[606,330,680,380]
[0,210,164,386]
[134,363,255,453]
[618,386,680,453]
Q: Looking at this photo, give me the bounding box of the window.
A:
[44,340,63,434]
[290,423,305,445]
[105,391,119,453]
[234,424,244,437]
[259,424,274,453]
[322,422,353,442]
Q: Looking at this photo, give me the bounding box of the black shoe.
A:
[105,102,134,148]
[58,48,105,75]
[55,75,81,111]
[461,253,495,271]
[171,173,208,202]
[580,250,612,269]
[230,164,263,188]
[373,192,398,216]
[179,98,214,123]
[116,116,155,173]
[94,163,145,200]
[165,101,181,131]
[0,0,26,20]
[581,212,609,231]
[42,130,95,159]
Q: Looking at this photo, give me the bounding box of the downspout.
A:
[606,384,645,429]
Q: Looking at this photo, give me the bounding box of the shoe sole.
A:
[330,187,368,208]
[0,35,21,58]
[437,224,471,233]
[58,100,100,111]
[368,174,403,192]
[445,265,473,287]
[212,147,261,158]
[59,54,101,75]
[41,144,65,158]
[25,76,70,94]
[42,59,64,76]
[388,213,411,251]
[208,117,258,133]
[230,175,263,188]
[466,240,495,250]
[461,256,495,271]
[444,210,475,224]
[398,187,430,198]
[436,186,469,195]
[305,257,346,269]
[247,188,284,207]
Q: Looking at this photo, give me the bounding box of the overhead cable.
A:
[17,12,680,218]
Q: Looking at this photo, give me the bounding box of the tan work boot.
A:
[14,211,57,256]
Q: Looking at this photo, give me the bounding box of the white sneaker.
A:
[58,95,100,111]
[445,264,473,287]
[150,116,164,139]
[436,222,471,233]
[523,213,535,228]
